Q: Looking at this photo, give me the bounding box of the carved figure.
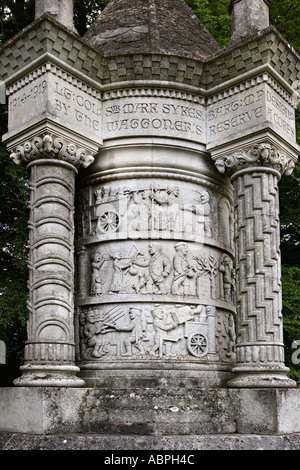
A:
[90,252,105,295]
[226,314,236,359]
[133,243,171,294]
[219,254,235,302]
[131,257,150,294]
[171,242,196,295]
[149,185,180,231]
[116,307,147,356]
[129,189,151,231]
[94,187,105,205]
[166,186,181,231]
[215,312,236,361]
[109,251,132,293]
[184,189,212,237]
[149,307,179,357]
[83,309,110,358]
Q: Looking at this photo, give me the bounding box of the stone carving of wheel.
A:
[187,333,208,357]
[98,210,120,233]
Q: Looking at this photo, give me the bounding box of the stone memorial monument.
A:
[0,0,300,450]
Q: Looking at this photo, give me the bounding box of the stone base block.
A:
[0,387,235,435]
[229,388,300,434]
[1,432,300,450]
[0,386,299,437]
[78,362,233,388]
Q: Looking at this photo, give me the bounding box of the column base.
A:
[227,365,296,388]
[13,364,85,387]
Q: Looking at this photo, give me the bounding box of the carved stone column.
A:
[9,133,94,386]
[213,141,296,387]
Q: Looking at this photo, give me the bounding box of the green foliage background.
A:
[0,0,299,385]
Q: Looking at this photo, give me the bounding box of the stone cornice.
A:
[213,142,296,178]
[205,27,300,90]
[0,15,108,85]
[1,18,299,92]
[9,133,95,169]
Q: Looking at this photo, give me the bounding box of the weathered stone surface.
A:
[1,0,300,438]
[35,0,76,32]
[1,431,300,450]
[229,0,271,42]
[0,387,236,435]
[84,0,221,58]
[229,389,300,434]
[0,387,299,438]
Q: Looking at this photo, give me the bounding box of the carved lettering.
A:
[104,98,204,139]
[9,80,47,112]
[266,90,294,120]
[207,89,265,139]
[266,90,295,138]
[54,82,101,117]
[208,90,263,122]
[52,80,101,132]
[209,106,263,135]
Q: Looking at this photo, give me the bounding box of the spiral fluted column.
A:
[10,133,94,386]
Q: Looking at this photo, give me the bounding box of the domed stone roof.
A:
[84,0,221,58]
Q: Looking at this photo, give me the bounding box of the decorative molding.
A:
[207,74,268,105]
[102,87,205,104]
[84,170,233,202]
[10,134,95,168]
[207,72,297,108]
[6,62,101,100]
[213,142,296,177]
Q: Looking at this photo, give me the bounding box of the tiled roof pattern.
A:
[0,16,299,93]
[83,0,221,59]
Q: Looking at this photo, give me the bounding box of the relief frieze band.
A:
[76,181,233,248]
[75,240,235,312]
[76,302,236,362]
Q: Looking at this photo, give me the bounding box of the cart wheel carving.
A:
[98,210,120,233]
[187,332,208,357]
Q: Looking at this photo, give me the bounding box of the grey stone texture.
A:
[84,0,221,58]
[0,387,299,438]
[1,17,299,90]
[0,0,300,442]
[229,0,271,41]
[1,432,300,450]
[35,0,76,32]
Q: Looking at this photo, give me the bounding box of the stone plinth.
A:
[0,386,299,438]
[0,0,300,443]
[2,432,300,450]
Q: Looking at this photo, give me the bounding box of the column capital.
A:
[213,142,296,178]
[9,133,95,169]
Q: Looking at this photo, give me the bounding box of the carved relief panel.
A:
[76,179,233,248]
[77,303,219,360]
[83,240,235,306]
[75,174,235,365]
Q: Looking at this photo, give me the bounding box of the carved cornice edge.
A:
[213,142,296,177]
[9,134,95,168]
